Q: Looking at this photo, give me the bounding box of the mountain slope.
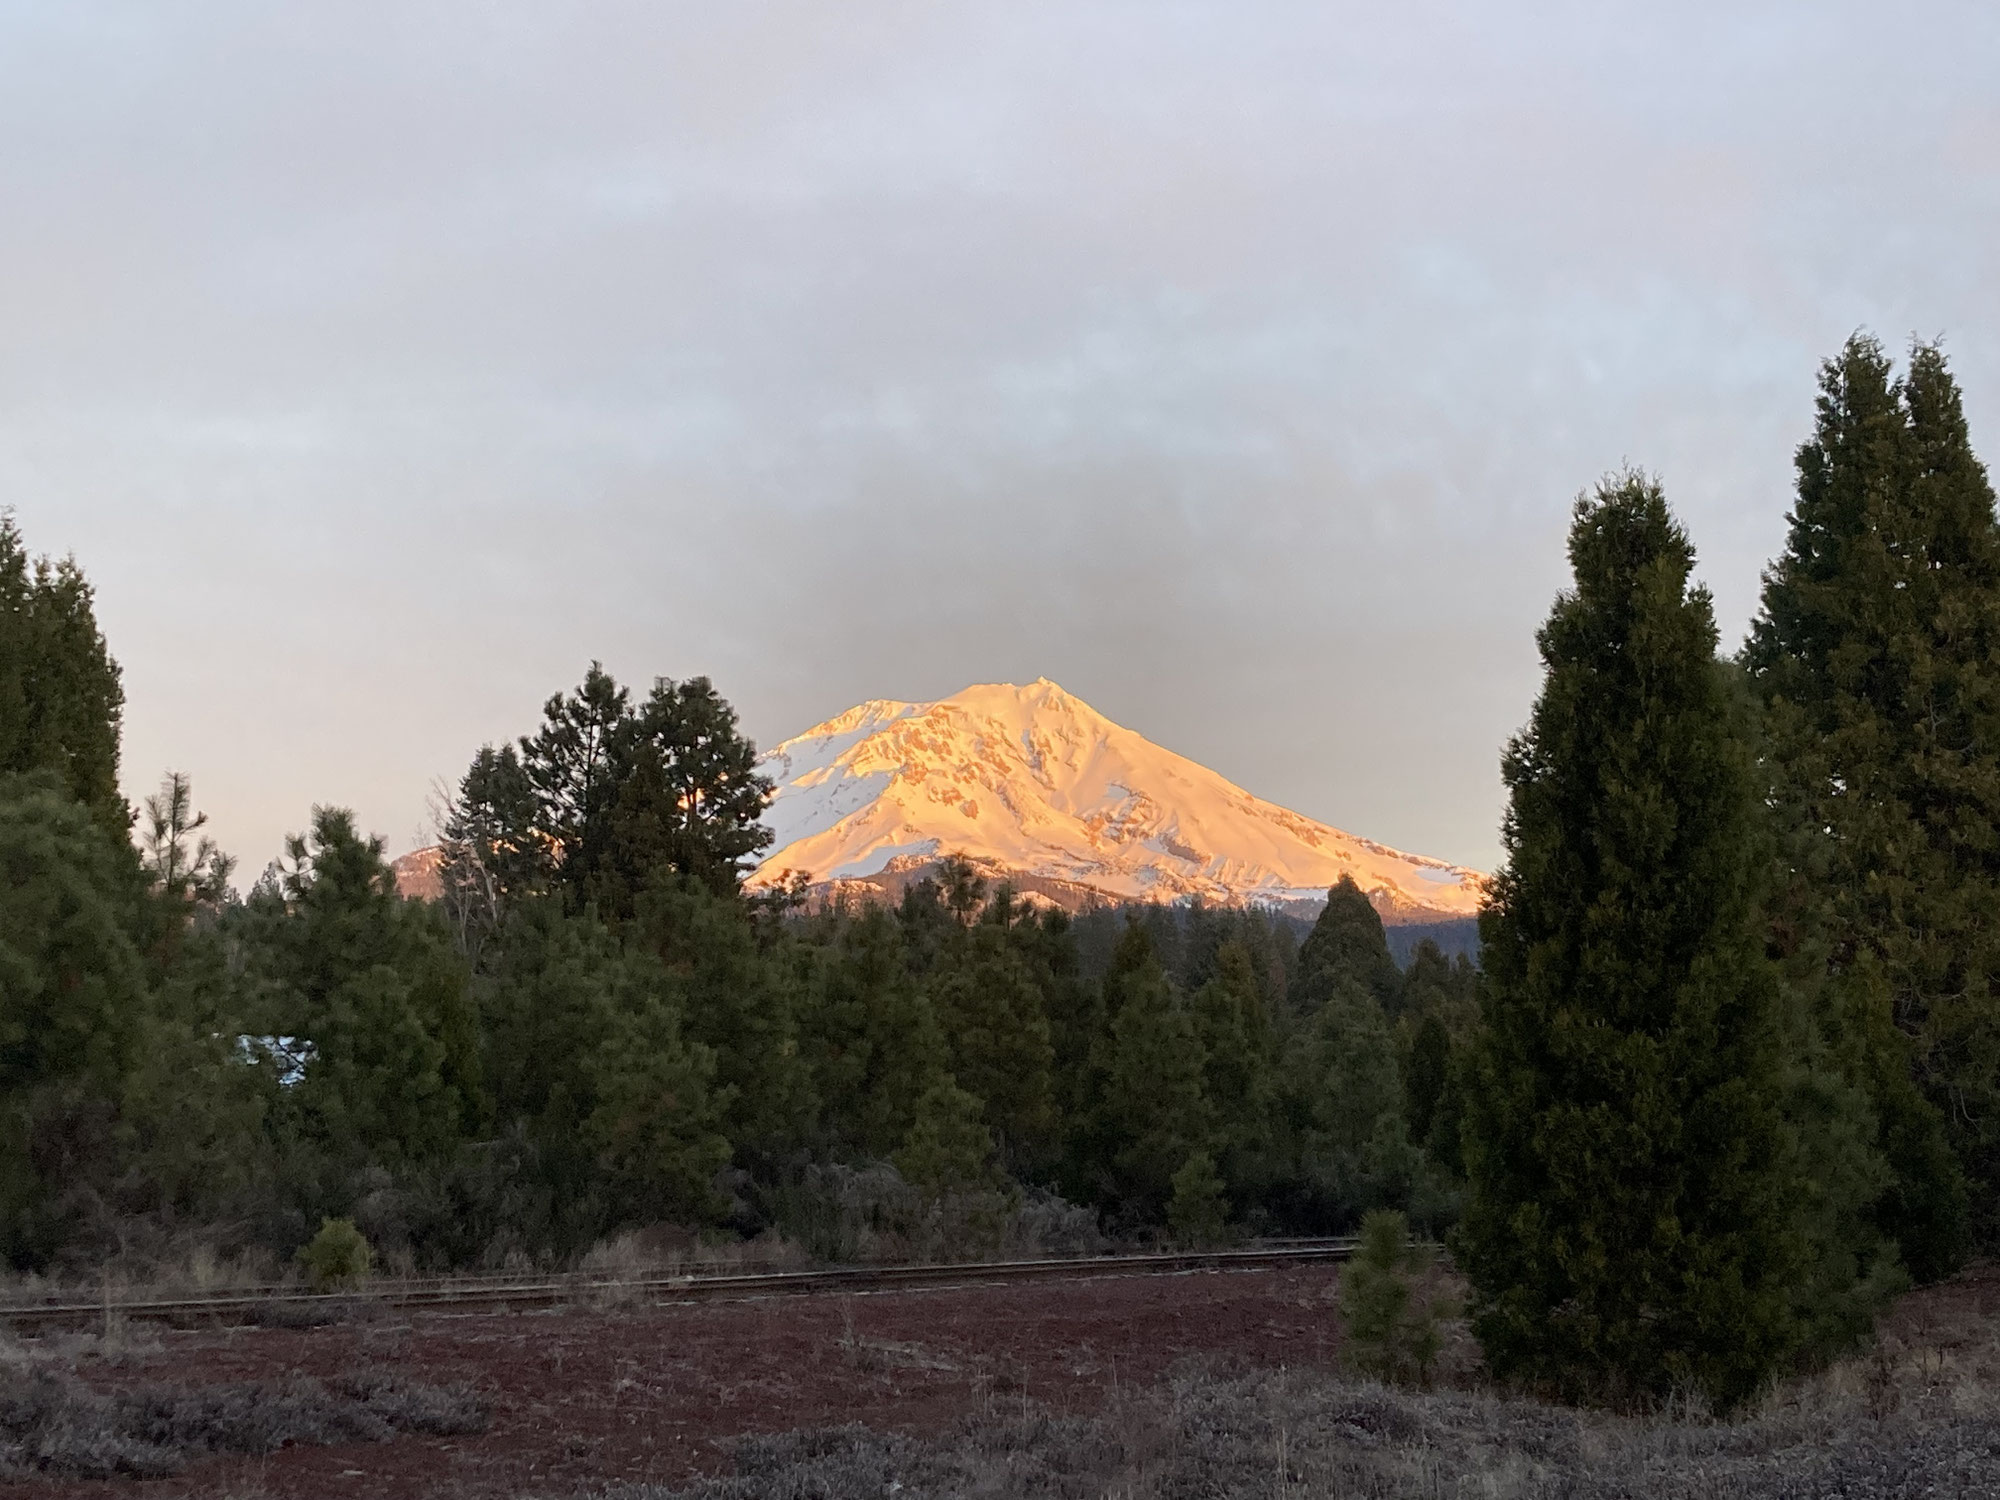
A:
[748,679,1484,921]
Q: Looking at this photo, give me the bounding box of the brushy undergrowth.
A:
[0,1363,488,1480]
[605,1344,2000,1500]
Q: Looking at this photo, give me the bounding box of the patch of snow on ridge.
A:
[749,681,1485,920]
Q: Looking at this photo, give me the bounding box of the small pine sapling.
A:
[1340,1209,1449,1386]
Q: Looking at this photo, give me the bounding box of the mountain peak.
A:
[751,680,1484,921]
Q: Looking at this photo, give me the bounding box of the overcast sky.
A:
[4,1,1997,875]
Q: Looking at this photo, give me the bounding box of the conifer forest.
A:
[6,333,2000,1419]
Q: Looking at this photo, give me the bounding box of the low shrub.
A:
[295,1216,372,1290]
[0,1366,488,1480]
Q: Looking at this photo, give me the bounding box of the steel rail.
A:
[0,1240,1357,1334]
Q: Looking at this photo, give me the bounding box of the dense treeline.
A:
[4,332,1998,1412]
[0,583,1477,1274]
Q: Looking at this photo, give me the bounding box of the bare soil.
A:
[5,1263,1350,1497]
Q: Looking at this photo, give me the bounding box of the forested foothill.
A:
[2,334,1998,1415]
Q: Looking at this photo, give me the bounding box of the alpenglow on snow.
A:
[747,679,1483,921]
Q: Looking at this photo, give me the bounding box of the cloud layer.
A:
[4,1,1997,872]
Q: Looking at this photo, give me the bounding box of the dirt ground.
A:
[12,1263,1350,1498]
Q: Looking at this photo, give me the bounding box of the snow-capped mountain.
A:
[748,679,1484,922]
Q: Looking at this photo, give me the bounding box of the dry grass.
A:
[600,1367,2000,1499]
[0,1329,488,1480]
[0,1239,290,1307]
[603,1273,2000,1500]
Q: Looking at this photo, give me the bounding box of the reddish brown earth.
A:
[19,1264,1348,1499]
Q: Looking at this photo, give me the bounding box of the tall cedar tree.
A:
[1459,474,1804,1409]
[1745,335,1999,1265]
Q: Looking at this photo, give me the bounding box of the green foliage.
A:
[1340,1209,1447,1386]
[928,917,1058,1170]
[296,1215,372,1289]
[1294,875,1403,1015]
[633,874,812,1152]
[137,771,235,910]
[499,664,774,922]
[1100,944,1213,1220]
[253,808,482,1169]
[1167,1149,1229,1248]
[800,905,947,1158]
[1745,334,1998,1267]
[1459,474,1809,1411]
[0,564,1440,1273]
[581,966,730,1227]
[0,777,148,1265]
[0,516,127,840]
[895,1077,1001,1195]
[1400,1014,1451,1145]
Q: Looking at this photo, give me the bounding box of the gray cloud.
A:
[3,0,1997,871]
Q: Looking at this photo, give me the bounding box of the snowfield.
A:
[749,679,1484,921]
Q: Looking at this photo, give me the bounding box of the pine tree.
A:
[582,962,731,1226]
[1294,875,1403,1015]
[1190,940,1271,1164]
[437,743,543,964]
[1459,473,1805,1409]
[1099,945,1212,1221]
[604,675,774,901]
[633,874,813,1153]
[138,771,235,909]
[257,808,483,1167]
[799,904,948,1158]
[0,778,149,1265]
[1340,1209,1448,1386]
[895,1076,1002,1195]
[509,666,774,920]
[927,922,1058,1168]
[1745,335,2000,1264]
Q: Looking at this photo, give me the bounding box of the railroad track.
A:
[0,1240,1357,1334]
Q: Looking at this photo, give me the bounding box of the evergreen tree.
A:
[798,904,948,1158]
[507,666,774,921]
[1099,953,1212,1222]
[1294,875,1403,1015]
[928,920,1058,1169]
[437,743,543,965]
[0,777,149,1265]
[0,517,127,840]
[582,965,731,1226]
[895,1076,1002,1195]
[602,675,774,903]
[137,771,235,909]
[1267,973,1405,1227]
[632,874,813,1154]
[255,808,483,1169]
[518,663,628,905]
[1190,940,1271,1165]
[1460,474,1806,1409]
[1745,334,1999,1264]
[1340,1209,1448,1386]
